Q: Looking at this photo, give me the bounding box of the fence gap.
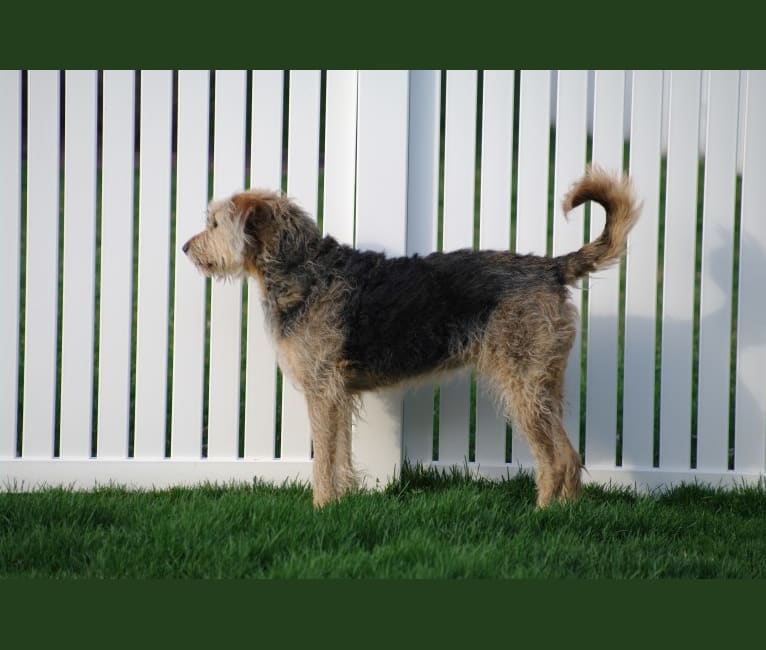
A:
[317,70,327,233]
[244,71,253,188]
[615,94,632,466]
[237,70,254,460]
[473,71,483,252]
[238,280,247,459]
[728,171,743,470]
[431,70,447,462]
[615,75,635,466]
[16,70,29,458]
[689,154,706,469]
[91,70,104,458]
[165,70,180,458]
[503,69,522,463]
[468,70,483,463]
[281,71,290,193]
[127,71,142,458]
[545,74,556,258]
[653,155,669,468]
[54,70,66,458]
[201,71,216,459]
[615,131,631,467]
[273,70,291,459]
[578,75,595,462]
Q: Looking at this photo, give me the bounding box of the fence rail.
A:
[1,70,765,492]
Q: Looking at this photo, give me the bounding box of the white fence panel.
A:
[134,70,173,458]
[0,71,22,458]
[60,70,98,458]
[23,70,60,458]
[513,69,551,469]
[622,70,663,468]
[97,70,135,458]
[2,68,763,493]
[402,70,441,466]
[354,70,410,486]
[438,70,477,465]
[280,70,321,461]
[244,70,283,459]
[207,70,247,459]
[552,69,588,451]
[476,69,514,466]
[585,70,625,468]
[696,70,739,471]
[659,70,702,470]
[171,70,209,458]
[734,70,766,474]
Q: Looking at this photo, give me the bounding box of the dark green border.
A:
[1,580,765,644]
[3,1,763,68]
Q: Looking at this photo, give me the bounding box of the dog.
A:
[183,166,639,508]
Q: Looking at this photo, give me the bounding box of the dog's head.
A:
[183,189,290,280]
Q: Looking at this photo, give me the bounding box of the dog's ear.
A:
[240,196,278,258]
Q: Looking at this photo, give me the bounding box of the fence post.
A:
[352,70,410,489]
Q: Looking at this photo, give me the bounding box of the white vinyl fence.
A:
[1,70,765,492]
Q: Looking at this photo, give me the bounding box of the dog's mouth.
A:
[185,250,217,277]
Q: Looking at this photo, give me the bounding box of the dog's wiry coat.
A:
[184,167,640,508]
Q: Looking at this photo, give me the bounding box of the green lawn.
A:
[2,464,764,578]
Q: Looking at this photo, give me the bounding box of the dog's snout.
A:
[182,241,190,254]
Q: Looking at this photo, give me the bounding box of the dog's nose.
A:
[182,241,190,254]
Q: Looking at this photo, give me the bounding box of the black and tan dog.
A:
[183,167,639,508]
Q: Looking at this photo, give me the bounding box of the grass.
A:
[1,464,765,578]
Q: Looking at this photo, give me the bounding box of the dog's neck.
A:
[256,234,346,338]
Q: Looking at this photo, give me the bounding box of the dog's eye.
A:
[212,219,218,229]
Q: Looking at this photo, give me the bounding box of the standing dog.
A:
[183,166,639,508]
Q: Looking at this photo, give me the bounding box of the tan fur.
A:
[183,169,639,509]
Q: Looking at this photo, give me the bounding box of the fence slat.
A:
[513,70,551,469]
[0,71,21,458]
[134,70,173,458]
[323,70,357,245]
[60,70,98,457]
[696,70,739,471]
[244,70,283,459]
[734,70,766,473]
[659,70,702,469]
[552,70,588,452]
[438,70,477,465]
[476,70,514,466]
[622,70,663,468]
[353,70,409,486]
[207,70,247,459]
[171,70,209,458]
[280,70,321,460]
[97,70,135,458]
[23,70,60,458]
[402,70,441,465]
[585,70,625,468]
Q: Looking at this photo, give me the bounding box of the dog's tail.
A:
[557,166,640,285]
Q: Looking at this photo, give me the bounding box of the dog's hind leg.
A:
[479,297,582,507]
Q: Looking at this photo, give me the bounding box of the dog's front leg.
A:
[306,394,339,508]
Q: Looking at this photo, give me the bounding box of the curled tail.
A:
[558,166,640,285]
